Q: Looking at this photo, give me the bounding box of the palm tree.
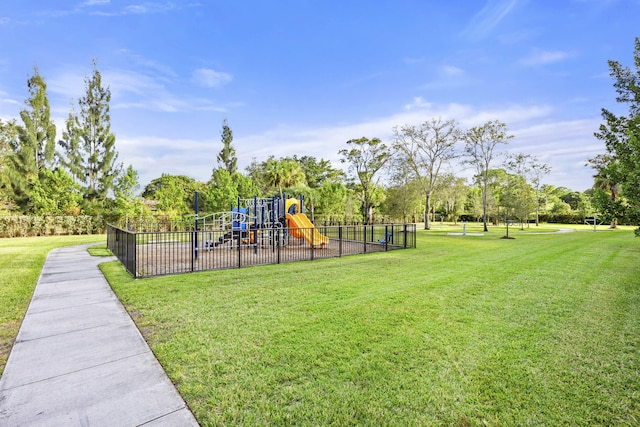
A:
[264,159,306,201]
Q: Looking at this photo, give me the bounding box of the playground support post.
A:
[253,195,258,254]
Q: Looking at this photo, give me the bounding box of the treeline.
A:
[0,62,144,231]
[2,40,640,235]
[141,121,599,229]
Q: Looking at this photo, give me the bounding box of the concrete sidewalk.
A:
[0,244,199,426]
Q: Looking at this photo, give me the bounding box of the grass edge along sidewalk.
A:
[0,235,106,376]
[103,228,640,426]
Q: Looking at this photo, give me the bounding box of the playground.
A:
[108,195,415,277]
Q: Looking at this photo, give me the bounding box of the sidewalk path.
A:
[0,244,199,426]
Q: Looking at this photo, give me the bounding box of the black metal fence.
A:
[107,223,416,278]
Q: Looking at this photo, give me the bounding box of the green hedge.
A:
[0,215,106,237]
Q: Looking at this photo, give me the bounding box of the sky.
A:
[1,0,639,193]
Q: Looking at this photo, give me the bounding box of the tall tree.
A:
[6,68,57,212]
[59,61,121,210]
[528,157,551,226]
[463,120,513,232]
[392,117,460,229]
[19,67,57,171]
[339,137,390,224]
[504,153,536,229]
[0,120,18,212]
[217,118,237,174]
[594,37,640,234]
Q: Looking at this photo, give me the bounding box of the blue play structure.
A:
[191,193,308,255]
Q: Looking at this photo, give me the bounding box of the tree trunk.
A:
[535,188,540,226]
[424,192,430,230]
[610,188,618,229]
[482,183,489,232]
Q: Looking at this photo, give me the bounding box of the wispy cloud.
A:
[0,89,21,114]
[80,0,110,6]
[49,1,182,17]
[122,3,178,15]
[105,69,227,112]
[115,49,178,80]
[461,0,520,40]
[404,97,432,111]
[420,63,469,90]
[47,67,228,114]
[441,65,465,77]
[519,49,573,67]
[192,68,233,88]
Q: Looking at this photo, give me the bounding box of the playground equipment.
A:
[285,198,329,247]
[192,193,328,252]
[111,192,416,278]
[584,215,601,232]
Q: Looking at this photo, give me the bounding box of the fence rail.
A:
[107,223,416,278]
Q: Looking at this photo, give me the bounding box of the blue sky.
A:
[1,0,639,192]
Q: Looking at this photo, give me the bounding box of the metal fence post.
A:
[404,223,408,249]
[191,231,195,272]
[277,228,281,264]
[133,231,138,278]
[385,225,388,251]
[363,225,367,253]
[237,230,241,268]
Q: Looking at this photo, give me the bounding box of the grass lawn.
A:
[101,224,640,426]
[0,235,106,376]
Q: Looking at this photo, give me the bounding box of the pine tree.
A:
[6,67,57,212]
[217,118,237,174]
[0,119,18,212]
[59,61,121,210]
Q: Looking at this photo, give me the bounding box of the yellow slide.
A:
[286,213,329,247]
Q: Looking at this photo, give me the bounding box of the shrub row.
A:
[0,215,106,238]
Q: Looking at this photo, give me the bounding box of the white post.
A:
[463,222,467,236]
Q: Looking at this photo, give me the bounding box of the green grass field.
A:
[0,235,106,375]
[99,225,640,426]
